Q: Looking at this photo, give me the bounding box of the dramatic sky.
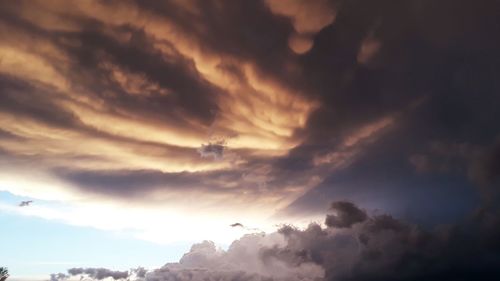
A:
[0,0,499,280]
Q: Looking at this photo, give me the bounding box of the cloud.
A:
[50,268,136,281]
[0,0,320,218]
[51,201,500,281]
[18,200,33,207]
[468,140,500,187]
[1,0,500,245]
[67,268,129,280]
[325,201,367,228]
[266,0,336,54]
[50,273,68,281]
[147,237,323,281]
[149,204,500,281]
[198,141,225,160]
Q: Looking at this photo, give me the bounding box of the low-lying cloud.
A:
[51,201,500,281]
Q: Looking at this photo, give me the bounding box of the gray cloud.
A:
[67,268,129,280]
[0,0,498,218]
[146,237,323,281]
[198,141,225,160]
[52,201,500,281]
[50,273,68,281]
[325,201,367,228]
[468,140,500,188]
[3,1,500,279]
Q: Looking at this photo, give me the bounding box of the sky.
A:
[0,0,499,280]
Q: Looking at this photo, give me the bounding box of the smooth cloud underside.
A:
[51,201,500,281]
[0,0,499,241]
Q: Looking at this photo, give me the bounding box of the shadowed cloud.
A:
[51,201,500,281]
[0,0,499,247]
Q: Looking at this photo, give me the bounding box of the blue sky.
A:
[0,191,192,280]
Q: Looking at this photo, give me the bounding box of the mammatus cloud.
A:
[0,0,322,220]
[265,0,336,54]
[1,0,499,243]
[51,201,500,281]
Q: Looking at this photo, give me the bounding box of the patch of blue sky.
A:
[0,191,192,279]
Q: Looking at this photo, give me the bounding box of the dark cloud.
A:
[276,0,499,219]
[67,267,129,280]
[67,25,219,125]
[198,141,225,160]
[469,140,500,187]
[0,128,23,141]
[239,204,500,281]
[137,0,295,78]
[288,0,500,153]
[3,1,500,279]
[51,267,148,281]
[18,200,33,207]
[0,0,499,255]
[50,273,68,281]
[133,267,148,279]
[0,74,84,130]
[52,201,500,281]
[280,127,483,224]
[325,201,367,228]
[54,168,243,198]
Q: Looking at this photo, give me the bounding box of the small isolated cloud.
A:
[230,222,262,232]
[18,200,33,207]
[67,268,129,280]
[197,141,226,160]
[50,273,68,281]
[51,267,147,281]
[325,201,368,228]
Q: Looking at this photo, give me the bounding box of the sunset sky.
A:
[0,1,499,280]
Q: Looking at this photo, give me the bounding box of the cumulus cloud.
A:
[51,201,500,281]
[145,236,324,281]
[151,207,500,281]
[325,201,367,228]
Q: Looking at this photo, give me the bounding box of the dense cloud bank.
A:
[0,0,499,219]
[51,201,500,281]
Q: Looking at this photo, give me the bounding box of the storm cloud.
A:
[0,0,499,251]
[51,201,500,281]
[325,201,367,228]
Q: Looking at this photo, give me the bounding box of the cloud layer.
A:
[51,201,500,281]
[0,0,499,241]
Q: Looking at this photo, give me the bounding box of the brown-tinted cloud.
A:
[0,0,499,229]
